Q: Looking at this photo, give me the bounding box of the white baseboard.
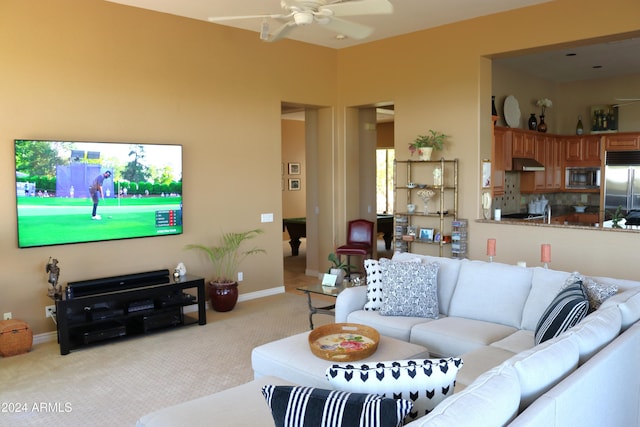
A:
[33,286,287,345]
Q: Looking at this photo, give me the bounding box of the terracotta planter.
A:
[208,281,239,312]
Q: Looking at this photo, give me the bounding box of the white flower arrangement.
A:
[536,98,553,115]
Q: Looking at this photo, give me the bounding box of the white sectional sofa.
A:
[335,253,640,426]
[137,253,640,426]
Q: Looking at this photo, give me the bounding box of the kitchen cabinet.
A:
[565,135,601,166]
[604,133,640,151]
[520,135,562,193]
[512,130,536,159]
[492,126,511,196]
[564,213,600,226]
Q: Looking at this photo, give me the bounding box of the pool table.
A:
[283,215,394,256]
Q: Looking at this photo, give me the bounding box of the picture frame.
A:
[288,178,301,191]
[419,228,434,241]
[434,232,441,242]
[288,162,301,175]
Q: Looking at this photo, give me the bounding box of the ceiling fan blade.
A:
[208,14,284,23]
[321,17,373,39]
[269,21,298,42]
[323,0,393,17]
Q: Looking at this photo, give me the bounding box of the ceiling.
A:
[105,0,552,49]
[105,0,640,104]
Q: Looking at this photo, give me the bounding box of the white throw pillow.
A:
[378,258,439,318]
[326,357,463,422]
[364,259,384,311]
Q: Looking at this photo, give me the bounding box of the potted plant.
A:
[327,253,355,285]
[186,229,265,312]
[409,130,449,160]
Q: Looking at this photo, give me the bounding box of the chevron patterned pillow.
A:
[326,357,463,423]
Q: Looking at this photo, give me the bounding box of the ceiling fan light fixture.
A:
[294,11,314,25]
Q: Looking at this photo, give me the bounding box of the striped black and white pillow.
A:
[535,280,589,345]
[261,385,412,427]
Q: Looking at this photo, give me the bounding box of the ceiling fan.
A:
[208,0,394,42]
[614,98,640,107]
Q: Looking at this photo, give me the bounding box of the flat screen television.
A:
[14,140,183,248]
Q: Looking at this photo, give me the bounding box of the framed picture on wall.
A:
[288,178,301,191]
[288,162,301,175]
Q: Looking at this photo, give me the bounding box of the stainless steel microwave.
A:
[565,167,601,189]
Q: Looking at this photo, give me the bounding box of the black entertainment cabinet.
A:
[54,270,206,355]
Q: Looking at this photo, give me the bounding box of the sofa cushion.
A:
[413,364,520,427]
[600,286,640,332]
[409,317,517,358]
[392,253,463,315]
[490,330,535,354]
[136,375,295,427]
[508,333,579,411]
[534,280,589,345]
[455,346,516,388]
[448,260,532,328]
[346,310,436,342]
[326,358,463,422]
[568,305,621,364]
[520,267,571,330]
[364,259,384,311]
[261,385,412,427]
[379,259,439,318]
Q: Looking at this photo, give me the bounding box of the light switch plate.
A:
[261,213,274,223]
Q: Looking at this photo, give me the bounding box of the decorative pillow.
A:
[563,272,618,312]
[326,357,463,422]
[378,258,439,318]
[364,259,384,311]
[261,385,412,427]
[535,279,589,345]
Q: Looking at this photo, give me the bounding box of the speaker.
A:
[66,269,170,299]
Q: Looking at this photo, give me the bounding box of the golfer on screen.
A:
[89,170,112,220]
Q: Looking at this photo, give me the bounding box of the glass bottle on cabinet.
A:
[393,158,460,257]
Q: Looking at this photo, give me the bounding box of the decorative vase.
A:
[418,147,433,161]
[537,115,547,133]
[528,114,538,131]
[330,268,345,285]
[208,281,239,312]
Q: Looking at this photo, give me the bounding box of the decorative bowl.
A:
[308,323,380,362]
[407,183,417,189]
[573,206,587,213]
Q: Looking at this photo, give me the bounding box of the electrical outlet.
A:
[237,272,243,282]
[45,305,56,318]
[3,312,11,320]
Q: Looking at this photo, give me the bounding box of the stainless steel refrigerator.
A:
[604,151,640,214]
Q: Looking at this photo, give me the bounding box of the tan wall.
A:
[2,0,640,335]
[281,118,306,238]
[335,0,640,276]
[0,0,337,334]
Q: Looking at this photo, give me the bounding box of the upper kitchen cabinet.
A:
[604,133,640,151]
[492,126,512,196]
[512,130,536,159]
[564,135,601,167]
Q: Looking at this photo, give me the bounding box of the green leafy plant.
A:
[610,206,624,229]
[186,229,266,283]
[409,130,449,156]
[327,253,355,274]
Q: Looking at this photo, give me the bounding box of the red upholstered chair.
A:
[335,219,375,278]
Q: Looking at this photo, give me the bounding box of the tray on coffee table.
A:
[308,323,379,362]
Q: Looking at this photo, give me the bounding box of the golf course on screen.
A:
[17,196,182,248]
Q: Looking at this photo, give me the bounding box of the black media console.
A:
[54,269,206,355]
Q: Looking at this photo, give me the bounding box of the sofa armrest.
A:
[335,286,368,323]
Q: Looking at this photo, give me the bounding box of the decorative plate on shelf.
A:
[503,95,521,128]
[308,323,379,362]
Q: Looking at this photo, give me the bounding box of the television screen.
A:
[14,140,183,248]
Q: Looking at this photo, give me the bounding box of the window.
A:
[376,149,395,214]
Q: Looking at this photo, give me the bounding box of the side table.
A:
[296,282,355,329]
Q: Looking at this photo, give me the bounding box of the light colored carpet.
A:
[0,292,332,427]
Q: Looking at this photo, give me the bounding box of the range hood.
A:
[512,157,545,172]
